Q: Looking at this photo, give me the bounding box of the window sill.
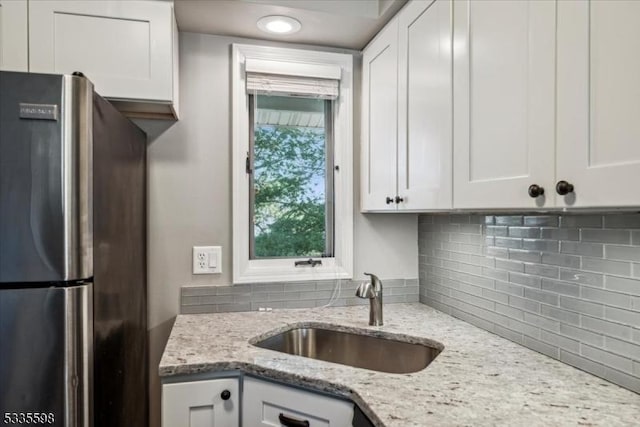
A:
[234,259,352,284]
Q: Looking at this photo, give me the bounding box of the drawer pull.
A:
[278,413,310,427]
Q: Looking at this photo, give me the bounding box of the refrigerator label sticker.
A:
[19,103,59,121]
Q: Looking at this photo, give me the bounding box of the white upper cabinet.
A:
[162,378,239,427]
[364,0,640,211]
[361,18,399,211]
[28,0,179,119]
[453,0,556,209]
[0,0,28,71]
[557,0,640,208]
[361,0,452,212]
[397,0,452,210]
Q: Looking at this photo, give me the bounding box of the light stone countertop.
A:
[159,303,640,426]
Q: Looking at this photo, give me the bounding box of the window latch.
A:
[294,258,322,268]
[245,152,253,174]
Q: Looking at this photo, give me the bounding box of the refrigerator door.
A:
[0,284,92,427]
[0,71,93,283]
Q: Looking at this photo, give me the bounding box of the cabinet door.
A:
[243,377,354,427]
[397,0,452,210]
[361,19,399,212]
[28,0,174,102]
[557,0,640,207]
[0,0,28,71]
[453,0,556,209]
[162,378,239,427]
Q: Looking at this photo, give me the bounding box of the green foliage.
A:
[253,125,328,258]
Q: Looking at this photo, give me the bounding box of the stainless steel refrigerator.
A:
[0,71,148,427]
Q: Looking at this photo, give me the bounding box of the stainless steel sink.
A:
[252,326,443,374]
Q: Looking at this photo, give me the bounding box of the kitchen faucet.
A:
[355,272,383,326]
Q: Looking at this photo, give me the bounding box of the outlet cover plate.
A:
[193,246,222,274]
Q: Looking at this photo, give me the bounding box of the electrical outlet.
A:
[193,246,222,274]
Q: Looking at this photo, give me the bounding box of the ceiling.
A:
[174,0,408,50]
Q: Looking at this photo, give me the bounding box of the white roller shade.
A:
[245,58,341,100]
[246,73,339,99]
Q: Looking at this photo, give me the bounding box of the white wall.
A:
[147,31,417,426]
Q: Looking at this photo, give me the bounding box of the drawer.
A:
[242,376,354,427]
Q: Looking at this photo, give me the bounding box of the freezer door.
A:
[0,71,93,283]
[0,284,92,427]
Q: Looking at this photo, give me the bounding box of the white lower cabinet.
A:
[242,377,355,427]
[163,378,240,427]
[163,376,356,427]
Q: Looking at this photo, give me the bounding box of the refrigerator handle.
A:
[64,284,93,427]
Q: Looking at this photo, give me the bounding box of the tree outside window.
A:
[250,95,334,259]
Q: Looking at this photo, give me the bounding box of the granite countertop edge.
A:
[159,303,640,427]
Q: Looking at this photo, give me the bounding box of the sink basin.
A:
[252,326,443,374]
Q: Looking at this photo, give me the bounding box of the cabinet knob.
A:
[220,390,231,400]
[528,184,544,198]
[385,196,394,204]
[556,180,574,196]
[395,196,404,204]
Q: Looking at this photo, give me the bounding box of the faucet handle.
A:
[355,281,375,298]
[363,272,382,289]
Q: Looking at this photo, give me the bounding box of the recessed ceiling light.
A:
[257,15,301,35]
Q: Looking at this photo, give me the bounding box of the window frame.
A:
[232,44,354,284]
[248,95,335,260]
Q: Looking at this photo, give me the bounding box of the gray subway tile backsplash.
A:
[540,279,579,297]
[495,215,523,226]
[559,215,603,228]
[541,252,581,269]
[181,277,418,314]
[606,275,640,295]
[605,306,640,325]
[604,214,640,229]
[606,245,640,262]
[580,286,631,309]
[524,215,559,227]
[541,227,580,241]
[559,269,604,287]
[580,344,633,373]
[582,228,631,244]
[560,241,604,258]
[582,316,633,341]
[560,324,604,347]
[509,272,541,288]
[524,263,559,278]
[582,257,632,276]
[419,213,640,393]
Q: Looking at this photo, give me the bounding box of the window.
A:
[232,45,353,283]
[249,95,334,259]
